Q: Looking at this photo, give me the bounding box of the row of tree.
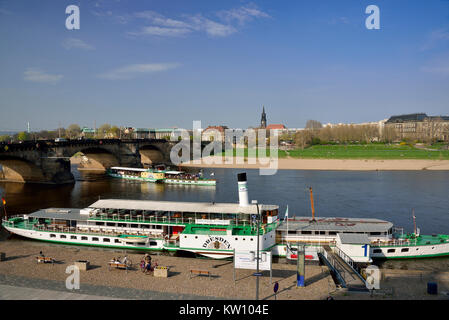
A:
[293,121,399,149]
[0,124,132,142]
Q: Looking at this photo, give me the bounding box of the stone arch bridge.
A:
[0,139,179,184]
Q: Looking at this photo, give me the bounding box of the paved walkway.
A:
[0,274,226,300]
[0,284,122,300]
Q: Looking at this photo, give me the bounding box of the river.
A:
[1,165,449,270]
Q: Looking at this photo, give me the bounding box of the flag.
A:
[284,205,289,222]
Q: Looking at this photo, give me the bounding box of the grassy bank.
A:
[221,144,449,160]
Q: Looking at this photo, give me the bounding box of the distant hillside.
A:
[0,131,17,135]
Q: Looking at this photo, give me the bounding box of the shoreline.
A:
[180,157,449,171]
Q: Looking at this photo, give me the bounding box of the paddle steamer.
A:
[274,189,449,261]
[2,174,276,259]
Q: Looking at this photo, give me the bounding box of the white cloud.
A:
[188,15,237,37]
[24,68,63,84]
[130,26,192,37]
[62,38,95,50]
[421,27,449,51]
[97,63,180,80]
[217,4,270,25]
[135,11,191,29]
[130,4,268,38]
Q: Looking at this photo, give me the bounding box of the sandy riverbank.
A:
[0,239,333,300]
[1,237,448,300]
[181,157,449,171]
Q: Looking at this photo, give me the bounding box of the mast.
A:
[412,208,417,235]
[309,187,316,222]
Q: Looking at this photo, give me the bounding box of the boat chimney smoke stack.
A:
[237,173,249,207]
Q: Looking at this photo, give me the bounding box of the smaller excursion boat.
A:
[107,167,165,183]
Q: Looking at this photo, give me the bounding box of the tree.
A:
[17,131,30,141]
[98,124,112,138]
[109,126,120,138]
[305,120,322,130]
[67,124,81,139]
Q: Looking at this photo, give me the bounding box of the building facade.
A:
[385,113,449,142]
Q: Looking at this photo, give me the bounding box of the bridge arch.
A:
[70,147,120,170]
[139,144,165,166]
[0,156,46,183]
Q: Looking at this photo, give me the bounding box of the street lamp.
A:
[251,199,260,301]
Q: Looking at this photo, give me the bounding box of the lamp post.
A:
[252,200,260,301]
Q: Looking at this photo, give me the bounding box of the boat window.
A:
[301,231,312,235]
[115,239,120,243]
[103,238,110,242]
[81,236,88,240]
[71,236,77,240]
[142,225,150,229]
[370,232,381,236]
[106,223,115,227]
[235,238,238,241]
[401,248,409,252]
[288,230,296,234]
[329,231,337,235]
[387,249,395,253]
[373,249,382,253]
[95,222,105,226]
[118,223,126,227]
[50,234,56,238]
[92,237,99,241]
[60,235,66,239]
[319,231,326,235]
[149,241,157,246]
[130,224,138,228]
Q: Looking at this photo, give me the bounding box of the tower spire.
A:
[260,105,267,128]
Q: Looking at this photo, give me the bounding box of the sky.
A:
[0,0,448,132]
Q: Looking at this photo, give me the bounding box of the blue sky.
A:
[0,0,448,131]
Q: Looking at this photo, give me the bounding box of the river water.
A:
[1,165,449,270]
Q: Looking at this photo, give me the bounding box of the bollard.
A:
[296,245,305,287]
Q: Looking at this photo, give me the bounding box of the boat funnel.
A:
[237,173,249,207]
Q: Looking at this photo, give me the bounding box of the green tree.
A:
[67,124,81,139]
[17,131,30,141]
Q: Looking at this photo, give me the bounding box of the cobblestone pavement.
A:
[0,274,227,300]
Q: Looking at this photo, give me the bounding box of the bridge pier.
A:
[40,158,74,184]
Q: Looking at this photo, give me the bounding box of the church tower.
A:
[260,106,267,128]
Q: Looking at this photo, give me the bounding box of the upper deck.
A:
[89,199,278,215]
[277,216,393,235]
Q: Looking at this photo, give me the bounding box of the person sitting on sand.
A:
[39,251,45,258]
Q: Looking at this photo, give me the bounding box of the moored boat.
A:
[1,173,276,259]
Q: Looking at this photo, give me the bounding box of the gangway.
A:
[318,245,368,292]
